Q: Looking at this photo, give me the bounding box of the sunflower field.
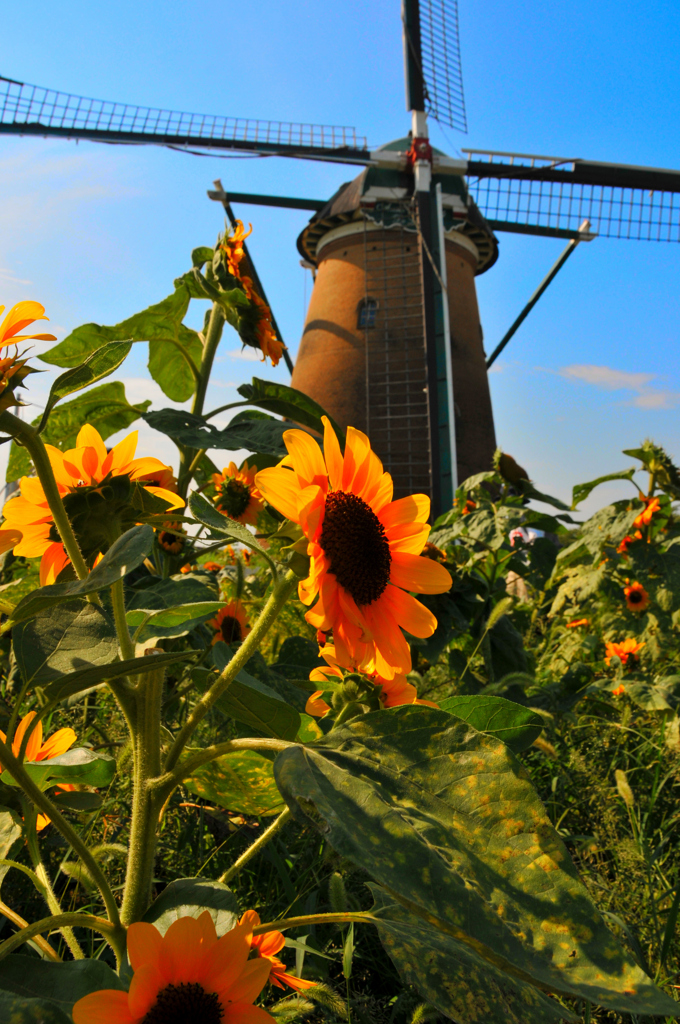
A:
[0,229,679,1024]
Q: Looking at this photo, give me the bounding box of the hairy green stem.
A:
[25,808,84,960]
[163,570,299,773]
[0,899,61,961]
[219,806,292,884]
[254,912,375,936]
[0,912,120,963]
[153,737,291,806]
[0,738,121,932]
[110,578,135,662]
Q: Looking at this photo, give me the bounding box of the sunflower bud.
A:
[496,451,530,485]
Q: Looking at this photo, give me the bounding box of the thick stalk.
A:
[0,411,91,584]
[0,899,60,961]
[0,913,119,963]
[177,302,226,498]
[120,665,164,925]
[0,738,121,933]
[25,811,84,960]
[163,570,299,773]
[219,807,292,884]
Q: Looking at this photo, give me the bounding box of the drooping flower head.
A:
[633,496,661,529]
[208,601,250,646]
[0,712,76,830]
[256,423,452,679]
[212,461,264,526]
[241,911,315,992]
[0,301,56,411]
[240,278,285,368]
[1,424,182,585]
[220,220,253,280]
[624,580,649,613]
[72,912,274,1024]
[605,638,645,667]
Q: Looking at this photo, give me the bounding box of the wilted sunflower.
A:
[0,712,76,830]
[256,420,452,679]
[212,461,264,526]
[0,425,182,584]
[624,580,649,612]
[72,912,273,1024]
[208,601,250,646]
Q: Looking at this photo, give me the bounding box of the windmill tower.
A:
[291,144,498,506]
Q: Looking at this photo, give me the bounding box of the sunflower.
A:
[0,301,57,346]
[0,425,182,585]
[0,712,76,830]
[220,220,253,280]
[202,561,223,572]
[624,580,649,612]
[212,462,264,526]
[72,912,273,1024]
[208,601,250,646]
[241,911,315,992]
[255,419,451,679]
[617,531,642,555]
[306,643,438,716]
[611,684,626,697]
[565,618,589,628]
[158,523,186,554]
[633,496,661,529]
[240,279,285,368]
[605,638,645,667]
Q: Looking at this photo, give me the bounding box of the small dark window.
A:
[358,298,379,329]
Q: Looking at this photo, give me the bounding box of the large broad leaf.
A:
[126,573,218,613]
[11,526,154,623]
[370,887,572,1024]
[212,642,301,741]
[13,601,117,688]
[6,381,150,482]
[571,468,638,510]
[143,878,239,936]
[41,649,199,705]
[144,408,288,457]
[189,492,272,559]
[0,956,124,1014]
[439,695,544,753]
[237,377,344,442]
[270,636,325,681]
[127,601,224,642]
[185,749,286,818]
[0,990,72,1023]
[273,706,678,1018]
[148,334,202,403]
[2,746,115,791]
[36,341,133,435]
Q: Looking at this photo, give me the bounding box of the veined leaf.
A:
[36,341,133,435]
[144,408,288,457]
[2,746,115,791]
[148,333,201,403]
[439,695,543,753]
[189,492,272,559]
[0,990,73,1023]
[13,601,118,688]
[41,649,199,705]
[0,956,124,1014]
[185,749,286,817]
[143,878,239,937]
[571,468,638,509]
[237,377,344,442]
[127,601,224,642]
[212,642,301,741]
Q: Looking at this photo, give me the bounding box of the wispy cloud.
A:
[0,268,32,286]
[560,363,680,409]
[224,348,261,362]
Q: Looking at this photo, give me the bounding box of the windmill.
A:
[2,0,679,518]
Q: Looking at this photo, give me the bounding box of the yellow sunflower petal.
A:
[341,427,371,492]
[390,551,452,593]
[322,416,343,490]
[128,962,166,1019]
[387,522,431,554]
[38,727,77,761]
[380,494,430,529]
[382,584,437,638]
[76,425,108,465]
[203,916,253,993]
[220,957,270,1003]
[144,486,185,511]
[162,915,211,985]
[39,543,70,586]
[255,466,300,522]
[283,429,326,489]
[127,921,165,973]
[13,712,43,761]
[0,528,21,555]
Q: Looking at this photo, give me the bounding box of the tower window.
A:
[357,298,379,329]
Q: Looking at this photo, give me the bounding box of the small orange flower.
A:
[72,912,273,1024]
[460,499,477,515]
[605,638,645,667]
[611,684,626,697]
[202,561,222,572]
[566,618,589,628]
[180,563,198,574]
[624,580,649,613]
[305,643,437,716]
[158,523,185,554]
[241,278,286,368]
[242,912,315,992]
[0,712,76,830]
[208,601,250,646]
[617,531,642,555]
[633,496,661,529]
[212,461,264,526]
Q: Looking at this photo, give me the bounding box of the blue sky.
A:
[1,0,679,512]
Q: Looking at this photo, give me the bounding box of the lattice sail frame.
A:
[419,0,467,133]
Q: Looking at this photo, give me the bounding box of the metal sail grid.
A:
[419,0,467,133]
[0,75,367,152]
[465,152,680,242]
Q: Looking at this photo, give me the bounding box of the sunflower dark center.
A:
[159,530,184,553]
[319,490,391,607]
[216,479,251,519]
[219,615,243,644]
[628,590,643,604]
[141,982,223,1024]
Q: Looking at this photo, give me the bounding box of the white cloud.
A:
[0,268,32,286]
[224,348,261,362]
[560,363,680,409]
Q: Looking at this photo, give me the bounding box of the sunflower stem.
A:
[0,410,94,588]
[110,578,135,662]
[24,807,85,960]
[253,912,375,935]
[0,912,121,963]
[177,301,225,498]
[0,899,60,961]
[162,569,299,774]
[219,806,292,884]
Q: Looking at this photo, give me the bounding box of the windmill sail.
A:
[419,0,467,132]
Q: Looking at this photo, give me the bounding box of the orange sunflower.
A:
[0,425,182,585]
[624,580,649,612]
[0,301,56,411]
[633,496,661,529]
[0,712,76,830]
[565,618,589,628]
[241,911,315,992]
[202,561,223,572]
[305,643,438,716]
[617,531,642,555]
[208,601,250,646]
[158,523,186,554]
[605,638,645,667]
[212,461,264,526]
[72,912,273,1024]
[256,419,451,679]
[240,279,285,368]
[611,684,626,697]
[220,220,253,279]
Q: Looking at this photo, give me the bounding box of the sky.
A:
[1,0,679,515]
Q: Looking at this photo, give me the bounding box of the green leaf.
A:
[11,526,154,623]
[212,642,301,741]
[143,878,239,936]
[273,706,677,1017]
[144,408,288,457]
[7,381,151,482]
[0,956,124,1014]
[189,492,272,560]
[624,677,680,712]
[41,650,198,705]
[185,749,286,817]
[36,341,133,435]
[148,333,201,403]
[127,601,224,642]
[0,990,73,1023]
[517,481,571,511]
[2,746,115,791]
[127,574,218,613]
[0,809,22,889]
[13,601,117,688]
[270,636,325,681]
[191,246,215,268]
[238,377,344,441]
[489,615,528,678]
[571,469,637,509]
[370,887,572,1024]
[439,695,544,753]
